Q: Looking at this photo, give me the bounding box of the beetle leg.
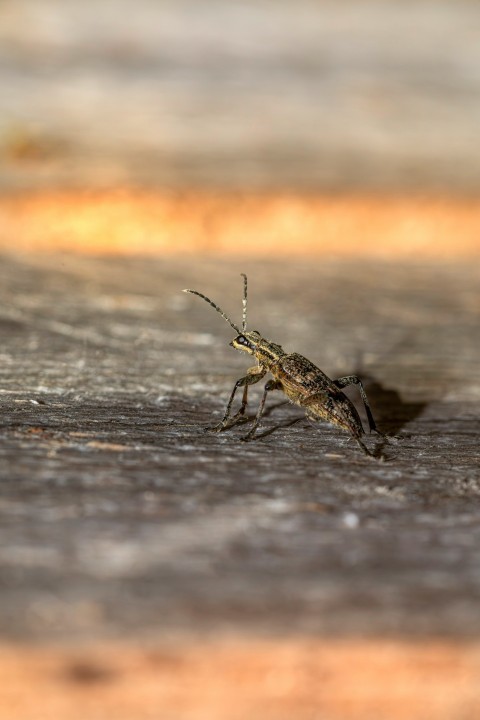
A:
[240,379,283,441]
[206,367,266,432]
[233,383,249,419]
[354,437,375,457]
[333,375,383,435]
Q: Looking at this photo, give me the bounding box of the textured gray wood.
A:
[1,0,480,191]
[0,253,479,642]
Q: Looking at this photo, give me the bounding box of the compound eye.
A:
[237,335,247,345]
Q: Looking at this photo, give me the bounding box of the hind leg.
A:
[305,409,375,458]
[333,375,384,436]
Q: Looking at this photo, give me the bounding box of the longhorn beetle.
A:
[183,274,384,457]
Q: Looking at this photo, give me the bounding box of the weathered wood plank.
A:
[0,253,479,644]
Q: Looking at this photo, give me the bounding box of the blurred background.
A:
[1,0,479,257]
[1,2,480,719]
[2,0,480,193]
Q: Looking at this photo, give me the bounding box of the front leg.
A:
[207,366,266,433]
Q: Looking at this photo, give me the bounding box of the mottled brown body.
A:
[184,276,382,457]
[271,352,365,438]
[229,332,375,454]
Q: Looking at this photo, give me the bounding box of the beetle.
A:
[183,274,384,457]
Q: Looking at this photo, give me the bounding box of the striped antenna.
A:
[183,288,242,335]
[241,273,248,332]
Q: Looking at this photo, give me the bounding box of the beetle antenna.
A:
[183,288,242,335]
[241,273,247,332]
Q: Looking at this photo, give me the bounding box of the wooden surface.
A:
[2,1,480,713]
[0,251,479,717]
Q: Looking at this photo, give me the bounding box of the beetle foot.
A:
[204,423,224,433]
[240,432,256,442]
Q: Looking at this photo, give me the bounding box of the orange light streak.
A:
[0,190,479,258]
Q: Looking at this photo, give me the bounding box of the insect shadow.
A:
[352,372,426,438]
